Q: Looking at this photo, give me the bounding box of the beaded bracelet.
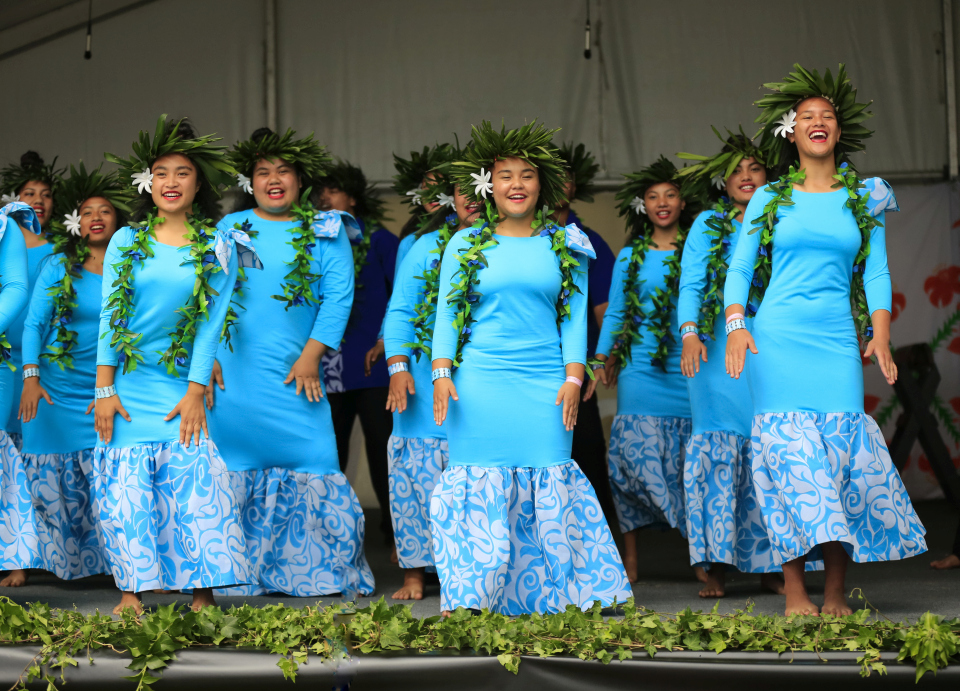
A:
[95,385,117,400]
[387,362,409,376]
[725,318,746,335]
[726,312,745,324]
[590,362,605,371]
[565,375,583,388]
[680,324,698,337]
[431,367,452,382]
[21,367,39,381]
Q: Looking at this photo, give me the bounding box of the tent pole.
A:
[943,0,958,179]
[265,0,278,131]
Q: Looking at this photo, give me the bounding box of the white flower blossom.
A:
[237,173,253,195]
[131,167,153,194]
[630,196,646,215]
[436,192,455,209]
[64,209,82,236]
[405,188,422,206]
[713,176,725,190]
[0,193,19,205]
[470,168,493,199]
[773,109,797,139]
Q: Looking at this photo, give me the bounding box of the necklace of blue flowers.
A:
[747,162,877,340]
[696,196,740,341]
[105,207,222,376]
[405,213,457,360]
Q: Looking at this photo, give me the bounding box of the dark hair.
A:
[232,126,308,213]
[399,210,424,239]
[16,151,52,194]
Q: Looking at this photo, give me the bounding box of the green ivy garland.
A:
[746,163,880,341]
[405,213,457,360]
[696,196,740,341]
[42,242,91,370]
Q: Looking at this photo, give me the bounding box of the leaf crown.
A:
[677,125,766,185]
[229,128,332,188]
[556,142,599,202]
[319,159,387,225]
[1,151,64,197]
[754,63,873,171]
[615,155,703,237]
[48,162,132,254]
[392,143,458,203]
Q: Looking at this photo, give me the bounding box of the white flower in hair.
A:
[64,209,82,236]
[630,196,646,215]
[773,109,797,139]
[470,168,493,199]
[0,193,19,205]
[436,192,455,209]
[237,173,253,195]
[713,176,725,190]
[131,167,153,194]
[405,188,422,206]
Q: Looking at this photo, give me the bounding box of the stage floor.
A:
[2,501,958,621]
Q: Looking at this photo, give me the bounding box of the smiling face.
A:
[787,96,840,161]
[318,185,355,214]
[491,157,540,220]
[252,157,301,215]
[18,180,53,228]
[725,157,767,207]
[78,196,118,248]
[421,171,440,213]
[150,153,200,215]
[453,185,482,228]
[644,181,685,230]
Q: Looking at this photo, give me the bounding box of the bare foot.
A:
[152,589,176,594]
[622,530,638,583]
[694,565,708,583]
[0,569,27,587]
[760,573,786,595]
[113,592,143,615]
[392,568,425,600]
[441,609,453,619]
[785,592,819,616]
[821,593,853,617]
[698,565,725,598]
[930,554,960,570]
[820,541,851,617]
[390,546,399,566]
[783,556,818,616]
[191,587,217,612]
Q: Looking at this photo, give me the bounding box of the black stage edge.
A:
[3,647,959,690]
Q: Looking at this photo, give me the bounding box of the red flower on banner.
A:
[864,395,881,413]
[891,292,906,321]
[919,454,931,472]
[951,397,960,417]
[924,266,960,307]
[949,337,960,355]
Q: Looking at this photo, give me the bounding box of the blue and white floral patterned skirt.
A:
[430,461,631,615]
[751,412,927,565]
[0,444,108,579]
[89,439,252,593]
[608,415,691,534]
[388,435,448,570]
[217,467,375,598]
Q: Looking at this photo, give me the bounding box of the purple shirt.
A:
[568,210,614,358]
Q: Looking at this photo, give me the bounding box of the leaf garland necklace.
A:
[746,162,878,340]
[105,208,224,376]
[352,227,371,289]
[444,205,586,368]
[405,213,457,360]
[696,196,740,341]
[43,239,92,370]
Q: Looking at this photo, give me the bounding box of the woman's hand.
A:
[364,340,385,376]
[387,371,415,413]
[601,356,620,388]
[205,360,224,410]
[19,376,52,423]
[681,336,708,378]
[433,378,458,426]
[284,344,324,402]
[556,382,580,431]
[95,395,131,444]
[582,375,598,402]
[864,339,898,385]
[725,329,757,379]
[164,383,208,447]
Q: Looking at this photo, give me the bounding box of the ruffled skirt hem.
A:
[388,435,448,570]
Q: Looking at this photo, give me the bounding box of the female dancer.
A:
[383,160,481,600]
[594,157,698,583]
[95,116,254,613]
[431,121,630,615]
[724,64,926,615]
[676,132,792,597]
[0,165,126,588]
[0,152,60,451]
[207,127,374,597]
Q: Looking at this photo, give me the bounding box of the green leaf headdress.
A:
[677,125,766,191]
[48,162,132,254]
[449,120,567,210]
[615,155,702,237]
[1,151,64,203]
[319,160,387,226]
[228,127,332,193]
[556,142,599,202]
[754,63,873,172]
[392,144,458,207]
[104,114,236,221]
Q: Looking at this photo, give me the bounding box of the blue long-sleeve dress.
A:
[429,222,630,615]
[0,256,108,579]
[723,177,926,564]
[92,222,253,593]
[597,244,692,535]
[383,225,450,570]
[208,208,374,597]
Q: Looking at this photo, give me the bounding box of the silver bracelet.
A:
[21,366,39,381]
[431,367,452,382]
[387,362,409,376]
[95,385,117,400]
[724,318,747,335]
[590,362,605,371]
[680,325,698,337]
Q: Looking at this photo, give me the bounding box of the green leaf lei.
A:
[352,227,371,288]
[404,213,457,360]
[42,241,92,370]
[746,163,880,341]
[105,207,224,376]
[696,196,740,341]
